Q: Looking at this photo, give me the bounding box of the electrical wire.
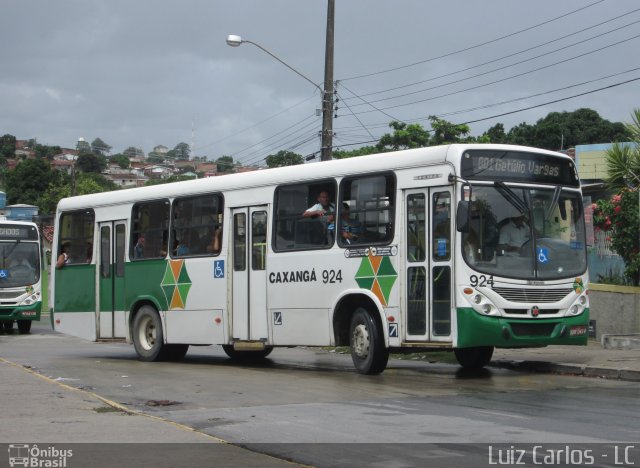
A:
[339,0,605,81]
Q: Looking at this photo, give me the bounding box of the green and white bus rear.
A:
[0,221,42,334]
[51,144,589,374]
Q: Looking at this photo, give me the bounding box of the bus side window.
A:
[131,200,169,260]
[58,210,95,266]
[339,173,395,246]
[273,181,336,251]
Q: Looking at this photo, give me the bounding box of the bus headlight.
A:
[464,290,498,316]
[565,293,588,316]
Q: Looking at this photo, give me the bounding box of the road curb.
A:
[489,359,640,382]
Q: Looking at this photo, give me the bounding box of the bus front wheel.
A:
[17,320,31,334]
[133,306,166,362]
[349,308,389,375]
[454,346,494,370]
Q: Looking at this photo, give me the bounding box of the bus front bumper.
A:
[0,302,42,322]
[456,307,589,348]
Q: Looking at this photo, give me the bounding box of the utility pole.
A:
[320,0,335,161]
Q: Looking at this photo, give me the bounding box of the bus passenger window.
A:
[339,173,395,247]
[171,194,224,258]
[130,200,169,260]
[273,181,336,251]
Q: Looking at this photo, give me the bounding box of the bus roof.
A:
[57,144,570,212]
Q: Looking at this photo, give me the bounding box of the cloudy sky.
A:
[2,0,639,165]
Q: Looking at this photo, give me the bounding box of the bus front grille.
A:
[493,288,573,303]
[509,322,557,337]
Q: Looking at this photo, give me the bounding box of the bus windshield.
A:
[0,242,40,287]
[462,184,587,280]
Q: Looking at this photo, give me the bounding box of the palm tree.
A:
[605,109,640,191]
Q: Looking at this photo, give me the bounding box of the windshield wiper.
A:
[494,181,529,215]
[545,186,562,222]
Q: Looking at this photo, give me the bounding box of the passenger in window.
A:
[56,242,70,269]
[206,227,222,253]
[134,235,145,259]
[85,242,93,263]
[303,190,335,233]
[176,236,190,256]
[340,203,361,244]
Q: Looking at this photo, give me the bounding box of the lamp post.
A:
[227,2,334,161]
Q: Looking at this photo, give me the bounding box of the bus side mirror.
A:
[456,201,470,232]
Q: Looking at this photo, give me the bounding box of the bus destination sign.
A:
[0,225,38,241]
[461,150,579,186]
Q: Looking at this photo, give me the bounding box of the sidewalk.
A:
[490,338,640,381]
[0,358,298,467]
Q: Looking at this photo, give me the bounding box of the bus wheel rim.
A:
[352,323,370,359]
[139,316,156,351]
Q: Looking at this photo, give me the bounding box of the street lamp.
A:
[226,32,334,161]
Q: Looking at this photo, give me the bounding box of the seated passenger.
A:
[340,203,361,244]
[498,215,531,256]
[134,235,145,259]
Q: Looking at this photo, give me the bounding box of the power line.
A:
[348,33,640,115]
[342,10,640,102]
[339,0,605,81]
[331,75,640,149]
[334,66,640,132]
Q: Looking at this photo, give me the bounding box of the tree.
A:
[171,142,191,161]
[332,146,378,159]
[592,108,640,286]
[145,175,194,186]
[111,153,131,169]
[147,152,165,163]
[484,123,507,143]
[123,146,145,158]
[6,159,55,207]
[215,155,235,173]
[76,152,107,173]
[428,115,473,145]
[376,121,431,151]
[35,144,61,160]
[91,138,112,156]
[0,134,16,160]
[265,150,304,168]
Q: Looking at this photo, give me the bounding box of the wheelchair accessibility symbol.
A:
[213,260,224,278]
[0,269,8,279]
[537,247,550,264]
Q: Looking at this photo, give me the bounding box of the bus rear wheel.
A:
[454,346,494,370]
[349,307,389,375]
[133,306,166,362]
[17,320,31,334]
[222,345,273,360]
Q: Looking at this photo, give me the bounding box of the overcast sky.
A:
[2,0,639,165]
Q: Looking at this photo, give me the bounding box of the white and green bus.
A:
[0,220,42,334]
[51,144,589,374]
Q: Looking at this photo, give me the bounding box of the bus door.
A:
[404,188,453,342]
[97,220,127,339]
[230,206,269,342]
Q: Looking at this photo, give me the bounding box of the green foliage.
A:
[111,153,131,169]
[91,138,112,156]
[332,146,378,159]
[145,175,194,186]
[147,152,165,163]
[428,115,472,145]
[6,159,55,208]
[485,123,507,143]
[123,146,145,158]
[34,144,61,160]
[215,155,235,173]
[171,142,190,161]
[593,190,639,285]
[0,134,16,160]
[77,172,118,192]
[76,152,107,173]
[265,150,304,168]
[376,121,430,151]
